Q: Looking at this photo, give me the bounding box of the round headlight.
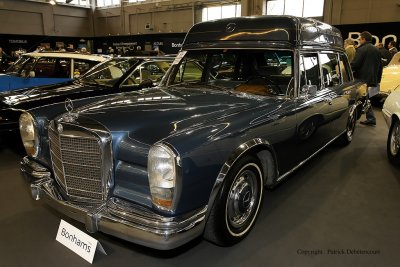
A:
[19,112,39,157]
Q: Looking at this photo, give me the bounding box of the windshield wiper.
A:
[199,82,232,93]
[168,82,232,93]
[23,88,40,96]
[80,79,100,86]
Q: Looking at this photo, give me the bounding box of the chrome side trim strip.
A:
[276,130,346,183]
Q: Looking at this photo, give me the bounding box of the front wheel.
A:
[204,155,264,246]
[387,119,400,165]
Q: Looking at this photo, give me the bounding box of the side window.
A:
[300,54,321,90]
[32,58,56,78]
[178,60,203,82]
[339,53,352,83]
[19,57,36,77]
[56,59,71,78]
[319,53,341,87]
[123,61,171,85]
[73,59,97,78]
[32,58,70,78]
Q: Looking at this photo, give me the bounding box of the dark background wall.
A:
[336,22,400,47]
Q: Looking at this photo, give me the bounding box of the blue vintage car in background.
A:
[20,16,365,250]
[0,52,106,92]
[0,56,173,133]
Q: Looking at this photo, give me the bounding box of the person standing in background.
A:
[344,39,356,63]
[351,31,382,126]
[376,43,392,67]
[388,41,398,59]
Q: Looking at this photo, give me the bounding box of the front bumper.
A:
[21,156,207,250]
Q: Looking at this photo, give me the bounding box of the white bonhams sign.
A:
[56,219,106,264]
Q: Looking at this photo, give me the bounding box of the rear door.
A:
[319,52,350,137]
[276,53,336,173]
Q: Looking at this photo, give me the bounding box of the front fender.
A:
[164,121,278,216]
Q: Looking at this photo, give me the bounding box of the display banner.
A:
[56,219,106,264]
[335,22,400,48]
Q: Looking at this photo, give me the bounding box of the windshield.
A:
[6,56,34,75]
[120,59,172,87]
[162,49,294,97]
[80,58,139,86]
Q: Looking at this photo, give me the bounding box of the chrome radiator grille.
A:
[48,125,105,201]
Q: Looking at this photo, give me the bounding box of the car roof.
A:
[184,15,343,50]
[23,52,108,62]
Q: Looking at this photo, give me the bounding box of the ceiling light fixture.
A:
[49,0,56,5]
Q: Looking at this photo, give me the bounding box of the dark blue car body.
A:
[21,16,365,250]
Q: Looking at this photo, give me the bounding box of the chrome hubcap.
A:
[347,113,356,141]
[227,168,258,229]
[390,122,400,156]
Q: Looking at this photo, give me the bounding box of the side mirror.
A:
[301,85,317,96]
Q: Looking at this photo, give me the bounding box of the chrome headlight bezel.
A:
[148,143,181,212]
[19,112,39,157]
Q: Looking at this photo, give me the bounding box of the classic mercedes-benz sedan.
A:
[0,56,173,133]
[0,52,107,92]
[382,86,400,165]
[20,16,365,250]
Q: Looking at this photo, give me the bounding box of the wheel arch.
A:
[204,138,278,223]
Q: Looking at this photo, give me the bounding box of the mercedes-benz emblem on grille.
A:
[226,23,236,32]
[57,123,63,133]
[65,98,74,113]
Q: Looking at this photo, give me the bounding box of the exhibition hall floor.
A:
[1,109,399,267]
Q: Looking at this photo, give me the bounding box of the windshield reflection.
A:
[161,49,294,97]
[80,58,139,87]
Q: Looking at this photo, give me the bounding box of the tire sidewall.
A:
[387,119,400,165]
[346,108,357,143]
[216,155,264,244]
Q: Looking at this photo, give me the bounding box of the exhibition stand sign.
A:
[56,219,107,264]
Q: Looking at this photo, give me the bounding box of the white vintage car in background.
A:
[382,86,400,165]
[380,52,400,98]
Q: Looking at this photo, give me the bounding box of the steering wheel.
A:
[244,76,281,95]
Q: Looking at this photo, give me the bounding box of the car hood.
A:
[0,81,83,108]
[74,86,282,144]
[381,65,400,93]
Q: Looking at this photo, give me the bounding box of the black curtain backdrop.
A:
[335,22,400,48]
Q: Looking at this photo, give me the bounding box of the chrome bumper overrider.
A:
[21,156,207,250]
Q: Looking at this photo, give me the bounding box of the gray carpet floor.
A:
[0,108,399,267]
